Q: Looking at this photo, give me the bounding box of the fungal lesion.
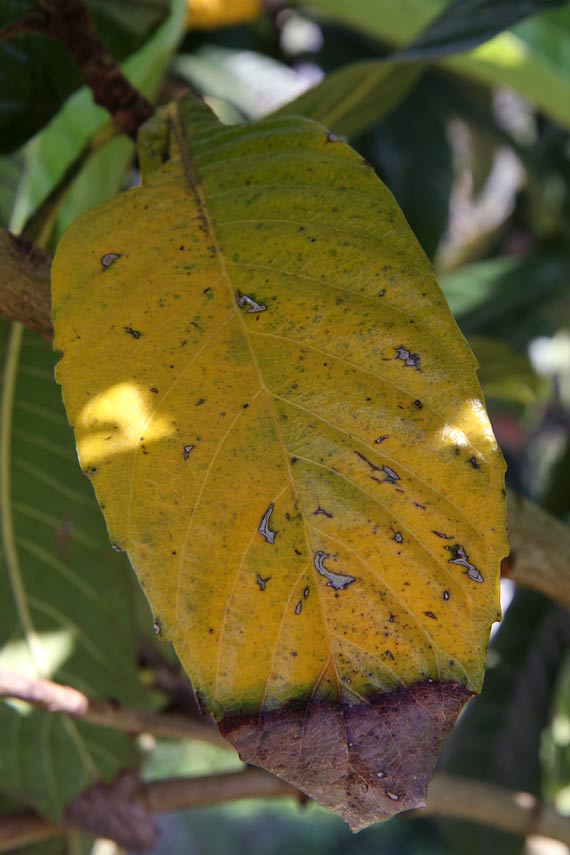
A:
[447,543,484,583]
[379,465,400,485]
[101,252,121,270]
[236,291,267,313]
[313,550,356,590]
[314,505,333,518]
[183,444,195,460]
[124,327,142,338]
[256,574,271,591]
[395,345,421,370]
[258,503,277,544]
[354,451,400,484]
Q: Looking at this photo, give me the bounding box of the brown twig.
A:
[424,773,570,844]
[0,0,153,139]
[0,810,62,853]
[2,768,570,853]
[140,768,298,814]
[0,669,228,749]
[0,229,52,339]
[506,492,570,608]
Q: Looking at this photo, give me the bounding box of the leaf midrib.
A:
[172,105,477,713]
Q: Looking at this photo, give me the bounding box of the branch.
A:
[506,492,570,608]
[140,768,298,814]
[2,769,570,853]
[0,229,52,339]
[0,669,228,749]
[0,0,153,139]
[424,773,570,844]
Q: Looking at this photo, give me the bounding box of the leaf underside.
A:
[52,97,508,829]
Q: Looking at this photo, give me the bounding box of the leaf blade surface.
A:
[52,97,508,828]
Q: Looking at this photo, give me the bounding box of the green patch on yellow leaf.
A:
[52,96,508,829]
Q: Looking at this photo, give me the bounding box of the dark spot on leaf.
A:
[446,544,483,583]
[183,445,195,460]
[101,252,121,270]
[395,345,421,370]
[236,291,266,313]
[355,450,381,472]
[124,327,141,338]
[314,505,333,518]
[256,574,271,591]
[258,504,277,544]
[150,387,158,394]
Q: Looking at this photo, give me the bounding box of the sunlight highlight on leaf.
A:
[77,382,175,465]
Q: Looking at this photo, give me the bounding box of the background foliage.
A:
[1,0,570,852]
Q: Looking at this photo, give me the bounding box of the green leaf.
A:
[0,0,169,154]
[468,336,546,405]
[396,0,565,60]
[0,323,147,821]
[0,152,24,228]
[299,0,570,128]
[360,75,453,258]
[52,95,508,829]
[273,59,421,139]
[11,0,187,239]
[440,251,570,348]
[174,46,314,120]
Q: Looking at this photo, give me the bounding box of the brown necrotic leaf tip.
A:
[220,680,472,830]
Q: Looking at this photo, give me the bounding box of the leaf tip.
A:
[219,680,473,829]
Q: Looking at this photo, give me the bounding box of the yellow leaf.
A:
[187,0,261,30]
[52,97,508,829]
